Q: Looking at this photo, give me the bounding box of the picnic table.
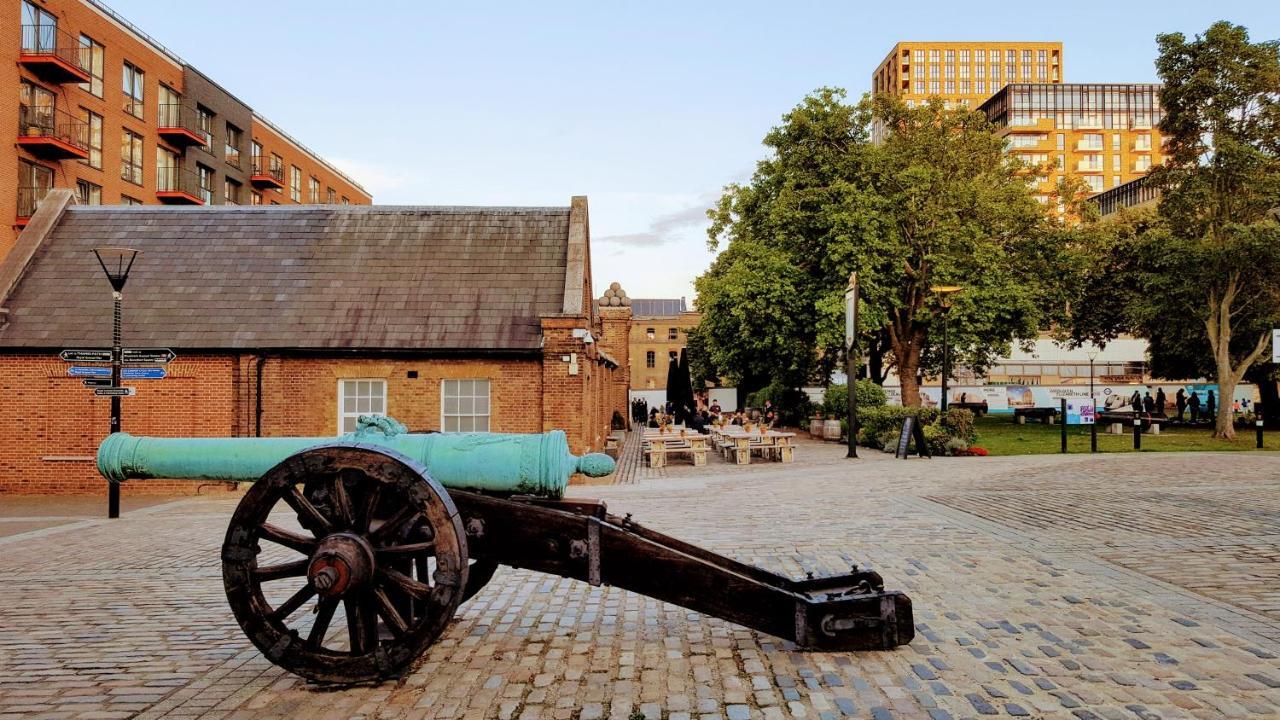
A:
[708,426,797,465]
[642,429,709,468]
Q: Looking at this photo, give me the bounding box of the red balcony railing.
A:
[20,24,91,84]
[156,167,208,205]
[157,104,207,147]
[249,156,285,189]
[18,105,90,160]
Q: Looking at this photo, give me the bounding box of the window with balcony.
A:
[224,178,241,205]
[309,176,321,204]
[290,166,301,202]
[158,84,182,128]
[20,79,55,129]
[1134,156,1152,172]
[1078,155,1103,172]
[197,164,214,204]
[225,124,242,167]
[121,129,143,185]
[156,146,179,191]
[251,141,262,168]
[1083,176,1104,193]
[271,153,284,190]
[78,35,104,97]
[76,179,101,205]
[1078,133,1104,150]
[1007,134,1047,148]
[17,159,53,221]
[77,108,102,168]
[122,62,144,119]
[196,106,214,149]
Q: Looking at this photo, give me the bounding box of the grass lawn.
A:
[972,414,1280,455]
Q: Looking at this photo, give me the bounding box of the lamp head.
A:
[930,285,963,310]
[92,247,139,292]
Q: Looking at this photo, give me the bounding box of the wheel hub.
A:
[307,532,375,597]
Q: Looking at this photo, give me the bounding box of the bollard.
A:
[1133,413,1142,451]
[1060,398,1068,454]
[1257,418,1265,449]
[1091,415,1098,453]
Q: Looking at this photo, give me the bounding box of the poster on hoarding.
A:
[1065,398,1096,425]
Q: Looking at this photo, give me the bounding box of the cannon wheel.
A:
[221,443,468,684]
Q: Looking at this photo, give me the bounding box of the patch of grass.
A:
[972,414,1280,456]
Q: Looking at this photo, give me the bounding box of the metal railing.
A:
[18,105,90,150]
[17,186,51,218]
[250,156,285,183]
[1090,176,1161,217]
[20,24,89,71]
[156,166,209,202]
[157,103,199,132]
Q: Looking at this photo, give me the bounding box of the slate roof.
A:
[630,298,688,318]
[0,205,571,351]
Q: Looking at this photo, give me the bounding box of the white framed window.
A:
[338,379,386,434]
[442,379,490,432]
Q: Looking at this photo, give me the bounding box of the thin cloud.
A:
[597,203,712,247]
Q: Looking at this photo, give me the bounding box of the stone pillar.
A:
[597,282,633,429]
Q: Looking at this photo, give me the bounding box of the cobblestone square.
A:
[3,440,1280,719]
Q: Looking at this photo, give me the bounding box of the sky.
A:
[107,1,1277,303]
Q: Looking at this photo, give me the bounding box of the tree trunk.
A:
[893,338,924,407]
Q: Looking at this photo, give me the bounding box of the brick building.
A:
[625,296,700,392]
[5,0,371,259]
[0,192,628,493]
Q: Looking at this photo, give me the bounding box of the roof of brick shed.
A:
[0,205,571,351]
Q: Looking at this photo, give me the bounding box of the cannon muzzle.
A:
[97,415,614,498]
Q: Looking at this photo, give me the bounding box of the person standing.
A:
[1155,388,1167,416]
[1143,392,1155,414]
[1188,392,1201,423]
[1129,390,1143,413]
[1206,390,1217,420]
[1176,389,1187,421]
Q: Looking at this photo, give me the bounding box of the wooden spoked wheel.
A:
[221,443,468,684]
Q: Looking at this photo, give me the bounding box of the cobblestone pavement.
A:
[3,442,1280,719]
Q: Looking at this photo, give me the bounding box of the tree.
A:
[1147,21,1280,438]
[701,89,1060,406]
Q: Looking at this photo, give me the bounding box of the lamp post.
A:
[1087,349,1098,401]
[845,272,859,459]
[1086,349,1099,453]
[93,247,139,519]
[931,286,962,412]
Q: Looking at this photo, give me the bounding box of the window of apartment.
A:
[76,179,102,205]
[1056,155,1065,171]
[1055,133,1065,150]
[309,176,321,204]
[250,141,262,172]
[341,196,349,205]
[1083,176,1104,193]
[19,79,55,132]
[1019,153,1048,166]
[1037,64,1047,80]
[945,81,955,95]
[338,379,386,434]
[1079,155,1103,171]
[645,351,655,368]
[196,106,214,149]
[441,379,490,432]
[929,81,939,94]
[224,177,241,205]
[122,62,145,119]
[944,64,954,79]
[1113,176,1122,188]
[121,195,142,206]
[77,108,102,169]
[196,164,214,204]
[156,147,178,190]
[1007,134,1047,149]
[959,49,969,64]
[1020,64,1032,80]
[120,129,143,185]
[668,328,678,340]
[1134,133,1152,151]
[78,35,104,97]
[21,2,57,51]
[158,85,180,127]
[1135,155,1152,171]
[17,159,53,218]
[944,49,954,63]
[975,64,985,79]
[224,124,242,167]
[1111,134,1121,150]
[270,153,284,189]
[913,50,924,63]
[958,64,969,79]
[928,49,939,62]
[1079,133,1104,150]
[290,165,301,201]
[327,187,336,204]
[959,81,969,95]
[976,81,986,95]
[645,327,655,339]
[913,81,924,94]
[1113,154,1121,171]
[251,191,262,205]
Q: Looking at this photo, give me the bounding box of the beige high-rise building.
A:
[871,41,1063,109]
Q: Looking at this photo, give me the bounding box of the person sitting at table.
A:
[648,408,659,428]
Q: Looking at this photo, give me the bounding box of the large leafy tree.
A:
[1145,21,1280,438]
[701,89,1057,405]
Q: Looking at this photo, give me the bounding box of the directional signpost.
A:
[94,387,136,397]
[122,348,175,364]
[60,349,113,363]
[122,367,166,380]
[69,366,112,377]
[83,378,112,388]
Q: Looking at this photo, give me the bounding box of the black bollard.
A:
[1060,398,1068,454]
[1091,416,1098,453]
[1257,405,1264,449]
[1133,412,1142,451]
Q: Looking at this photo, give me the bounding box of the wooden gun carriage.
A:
[97,416,913,684]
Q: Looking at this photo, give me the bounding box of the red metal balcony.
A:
[157,104,208,147]
[249,157,285,189]
[156,167,208,205]
[17,106,89,160]
[19,24,91,84]
[15,186,51,227]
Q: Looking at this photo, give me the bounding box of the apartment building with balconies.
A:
[3,0,372,258]
[978,83,1164,208]
[872,42,1064,110]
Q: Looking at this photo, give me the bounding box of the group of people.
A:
[629,396,777,432]
[1117,387,1219,423]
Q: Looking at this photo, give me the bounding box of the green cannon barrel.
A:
[96,415,615,499]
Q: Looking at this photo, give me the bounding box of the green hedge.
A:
[859,406,976,455]
[745,382,813,426]
[821,380,887,420]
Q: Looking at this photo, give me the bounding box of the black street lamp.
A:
[93,247,139,519]
[1087,349,1098,402]
[932,285,962,412]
